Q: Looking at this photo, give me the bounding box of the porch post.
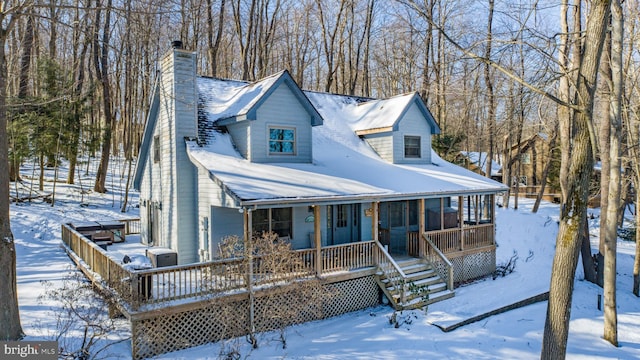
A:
[459,196,464,251]
[372,202,379,242]
[313,205,322,276]
[243,208,256,336]
[491,194,496,245]
[439,198,444,231]
[419,199,425,257]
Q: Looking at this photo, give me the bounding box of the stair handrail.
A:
[422,234,454,291]
[373,241,408,304]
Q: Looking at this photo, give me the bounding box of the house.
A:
[455,151,503,182]
[504,133,560,200]
[132,42,507,310]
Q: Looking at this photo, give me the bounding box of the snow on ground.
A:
[11,162,640,359]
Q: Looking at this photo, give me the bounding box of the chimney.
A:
[171,40,183,49]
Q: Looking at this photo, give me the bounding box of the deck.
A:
[61,220,494,311]
[60,219,496,359]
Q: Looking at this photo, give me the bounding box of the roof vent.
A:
[171,40,183,49]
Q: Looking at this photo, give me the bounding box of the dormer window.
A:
[269,127,296,155]
[404,136,421,158]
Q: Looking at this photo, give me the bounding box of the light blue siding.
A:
[226,122,250,159]
[393,103,433,164]
[226,83,313,163]
[363,133,394,163]
[210,206,244,258]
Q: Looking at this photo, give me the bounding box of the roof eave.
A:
[133,81,160,190]
[239,187,507,209]
[355,126,394,136]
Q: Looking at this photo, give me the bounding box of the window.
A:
[404,136,421,158]
[153,136,160,163]
[269,127,295,154]
[252,208,292,238]
[521,153,531,164]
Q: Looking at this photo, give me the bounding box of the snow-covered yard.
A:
[11,166,640,359]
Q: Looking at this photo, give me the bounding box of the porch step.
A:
[375,258,454,311]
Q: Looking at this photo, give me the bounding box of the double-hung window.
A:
[404,135,421,158]
[269,127,296,155]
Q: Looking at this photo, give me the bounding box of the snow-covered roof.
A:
[188,76,506,207]
[459,151,502,177]
[197,70,322,127]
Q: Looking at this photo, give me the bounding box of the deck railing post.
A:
[419,199,425,258]
[314,205,322,276]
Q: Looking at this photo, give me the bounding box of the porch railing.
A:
[423,223,494,254]
[321,241,376,273]
[373,241,408,304]
[120,218,141,235]
[407,231,420,257]
[62,223,380,309]
[422,234,454,291]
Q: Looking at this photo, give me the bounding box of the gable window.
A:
[252,207,292,238]
[153,136,160,163]
[404,136,421,158]
[269,127,296,154]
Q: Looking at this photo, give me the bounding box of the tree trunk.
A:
[581,218,597,283]
[0,10,24,340]
[634,187,640,296]
[603,0,623,346]
[541,1,611,358]
[67,0,90,185]
[484,0,495,181]
[93,0,113,193]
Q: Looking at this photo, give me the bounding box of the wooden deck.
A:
[61,221,495,311]
[61,220,496,359]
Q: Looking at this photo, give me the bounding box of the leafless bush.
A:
[217,232,334,349]
[38,272,129,359]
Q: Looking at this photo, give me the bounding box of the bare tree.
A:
[602,0,623,346]
[542,1,611,357]
[0,0,28,341]
[92,0,114,193]
[483,0,495,181]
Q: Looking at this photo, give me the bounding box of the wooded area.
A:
[1,0,639,355]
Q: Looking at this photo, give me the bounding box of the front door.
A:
[329,204,359,245]
[379,200,419,255]
[388,202,406,254]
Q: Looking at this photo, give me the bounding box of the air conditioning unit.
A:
[145,247,178,267]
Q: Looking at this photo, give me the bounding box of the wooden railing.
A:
[407,232,420,257]
[320,241,376,273]
[63,222,381,309]
[253,248,316,285]
[373,241,407,304]
[120,218,141,235]
[136,258,246,306]
[422,234,454,291]
[463,224,494,249]
[425,227,461,253]
[61,224,134,302]
[424,223,494,254]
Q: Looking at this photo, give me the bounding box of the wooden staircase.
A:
[375,257,455,310]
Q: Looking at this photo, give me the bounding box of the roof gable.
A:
[352,93,440,136]
[199,70,323,127]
